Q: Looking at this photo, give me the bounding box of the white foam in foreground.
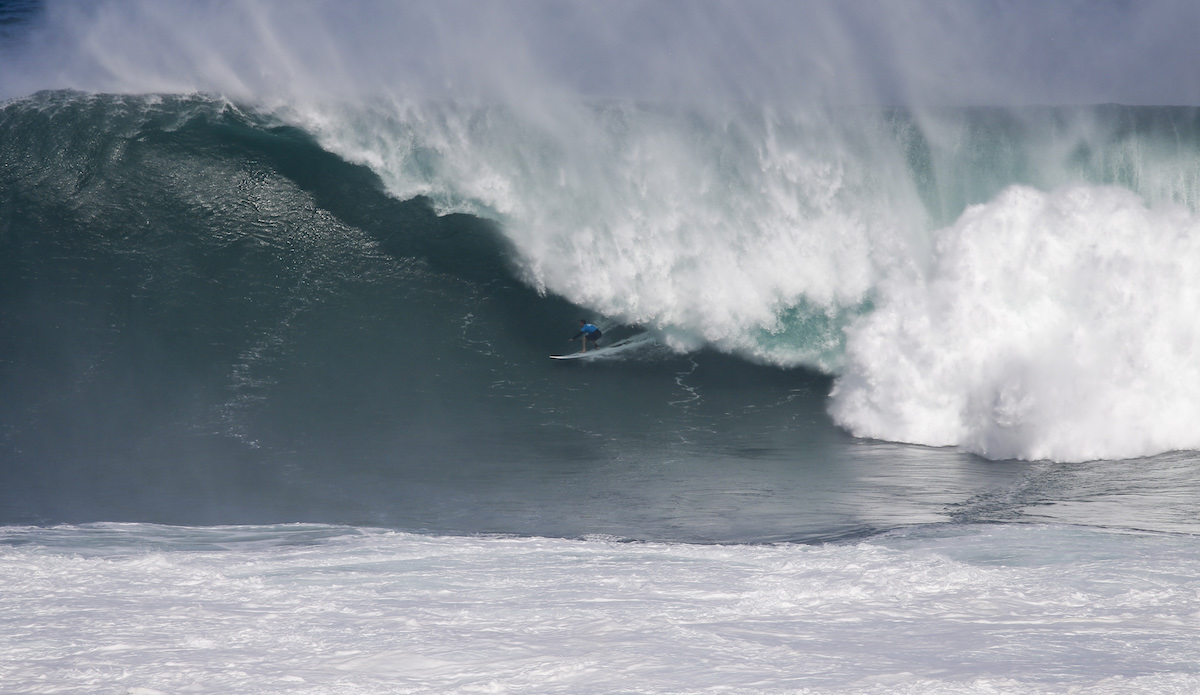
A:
[3,523,1199,694]
[832,185,1200,462]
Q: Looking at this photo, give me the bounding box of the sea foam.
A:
[3,523,1200,694]
[831,184,1200,461]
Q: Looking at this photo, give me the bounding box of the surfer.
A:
[569,320,602,353]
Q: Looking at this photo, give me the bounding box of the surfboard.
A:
[550,340,626,360]
[549,352,593,360]
[549,335,649,360]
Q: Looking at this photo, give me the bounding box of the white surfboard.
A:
[549,351,594,360]
[549,334,653,360]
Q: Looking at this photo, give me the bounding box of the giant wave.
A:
[8,5,1200,692]
[286,99,1200,462]
[5,91,1200,469]
[4,1,1200,468]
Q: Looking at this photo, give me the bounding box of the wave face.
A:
[1,91,866,535]
[4,2,1200,470]
[5,91,1200,494]
[0,91,540,525]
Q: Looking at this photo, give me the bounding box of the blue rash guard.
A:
[573,323,602,341]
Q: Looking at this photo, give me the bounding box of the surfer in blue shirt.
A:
[569,319,602,353]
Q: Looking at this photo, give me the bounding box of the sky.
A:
[1,0,1199,106]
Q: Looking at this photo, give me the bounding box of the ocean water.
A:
[4,2,1200,693]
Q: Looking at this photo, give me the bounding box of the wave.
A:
[282,98,1200,461]
[5,90,1200,465]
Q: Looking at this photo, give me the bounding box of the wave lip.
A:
[289,100,908,369]
[831,184,1200,462]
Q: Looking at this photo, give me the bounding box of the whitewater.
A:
[5,2,1200,693]
[5,523,1200,695]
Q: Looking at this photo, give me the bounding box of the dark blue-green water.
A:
[4,92,1200,542]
